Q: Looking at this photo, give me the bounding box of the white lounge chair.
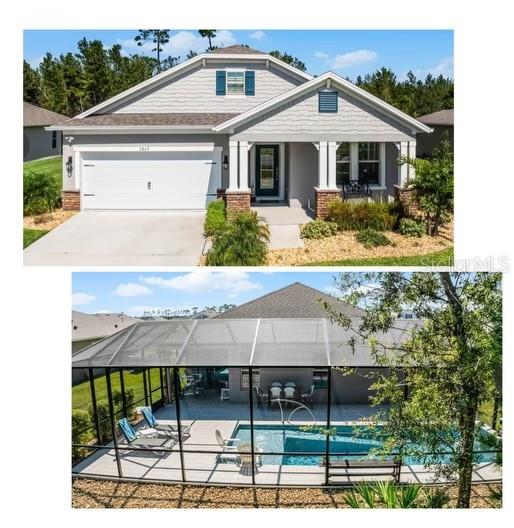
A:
[215,429,241,450]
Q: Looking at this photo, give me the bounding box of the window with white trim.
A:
[358,142,380,185]
[226,71,245,95]
[240,368,260,390]
[336,143,351,186]
[51,130,57,149]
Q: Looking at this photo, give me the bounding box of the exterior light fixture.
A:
[223,154,229,170]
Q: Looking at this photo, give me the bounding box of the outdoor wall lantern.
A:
[66,156,73,177]
[223,154,229,170]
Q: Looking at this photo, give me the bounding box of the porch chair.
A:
[283,385,296,401]
[269,385,283,408]
[141,407,191,440]
[215,429,242,464]
[254,386,269,408]
[117,418,173,455]
[300,384,315,408]
[215,429,241,450]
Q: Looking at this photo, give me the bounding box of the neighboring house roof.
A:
[214,71,432,134]
[24,101,68,127]
[209,45,264,54]
[69,47,313,120]
[417,109,454,126]
[57,112,239,128]
[72,311,141,342]
[216,282,365,319]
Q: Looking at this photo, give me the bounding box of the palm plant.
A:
[344,482,421,508]
[205,211,270,266]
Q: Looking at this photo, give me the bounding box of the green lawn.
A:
[23,228,49,248]
[308,247,454,266]
[23,155,62,185]
[23,156,62,249]
[72,369,163,412]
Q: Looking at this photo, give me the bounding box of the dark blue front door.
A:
[256,145,279,197]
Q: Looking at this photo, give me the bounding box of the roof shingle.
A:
[417,109,454,126]
[216,282,365,319]
[209,45,264,55]
[24,102,68,127]
[58,112,239,127]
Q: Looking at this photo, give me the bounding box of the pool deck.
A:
[73,405,502,486]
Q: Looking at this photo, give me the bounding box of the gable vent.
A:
[318,90,338,113]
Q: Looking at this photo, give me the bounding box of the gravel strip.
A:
[268,222,453,266]
[24,209,77,231]
[72,478,500,509]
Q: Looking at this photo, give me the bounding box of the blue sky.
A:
[72,271,348,316]
[24,29,453,80]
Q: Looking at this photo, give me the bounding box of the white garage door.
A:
[81,148,222,210]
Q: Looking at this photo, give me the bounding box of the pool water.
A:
[232,424,496,466]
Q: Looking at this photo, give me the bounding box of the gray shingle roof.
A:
[417,109,454,126]
[209,45,264,55]
[58,112,239,127]
[216,282,365,319]
[24,102,68,127]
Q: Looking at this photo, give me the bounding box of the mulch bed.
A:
[72,478,501,509]
[23,209,77,231]
[267,221,453,266]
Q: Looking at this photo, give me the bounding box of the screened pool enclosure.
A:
[72,318,500,486]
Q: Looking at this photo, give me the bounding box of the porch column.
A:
[228,140,239,190]
[314,141,340,219]
[327,141,338,189]
[317,141,328,188]
[226,139,251,217]
[238,140,250,191]
[350,142,359,182]
[399,141,409,187]
[407,140,416,180]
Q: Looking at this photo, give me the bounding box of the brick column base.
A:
[61,190,80,211]
[395,185,422,219]
[225,190,251,219]
[314,188,340,219]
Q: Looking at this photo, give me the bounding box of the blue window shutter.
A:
[318,90,338,112]
[216,71,226,95]
[245,70,255,95]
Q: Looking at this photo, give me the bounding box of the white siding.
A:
[110,63,303,114]
[234,89,415,140]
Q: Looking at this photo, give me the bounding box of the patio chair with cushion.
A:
[215,429,241,450]
[269,385,282,407]
[283,385,296,401]
[117,418,173,455]
[141,407,191,439]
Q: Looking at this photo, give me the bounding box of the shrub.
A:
[423,487,450,508]
[327,200,398,231]
[206,211,270,266]
[113,389,136,420]
[399,217,426,237]
[204,199,226,236]
[301,220,338,239]
[89,402,112,443]
[23,170,60,216]
[356,228,392,248]
[72,409,92,460]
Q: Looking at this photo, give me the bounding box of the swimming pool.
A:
[232,424,496,466]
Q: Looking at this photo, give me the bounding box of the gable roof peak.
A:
[208,44,264,55]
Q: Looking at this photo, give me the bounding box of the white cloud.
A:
[140,271,261,299]
[323,285,341,297]
[72,292,96,306]
[249,30,266,40]
[315,49,378,70]
[118,30,237,58]
[113,282,151,297]
[411,56,453,79]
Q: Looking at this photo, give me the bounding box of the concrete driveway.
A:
[24,211,206,266]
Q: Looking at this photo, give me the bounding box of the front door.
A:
[255,145,279,197]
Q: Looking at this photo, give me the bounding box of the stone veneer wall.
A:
[314,188,340,219]
[225,191,251,218]
[62,190,80,211]
[395,186,422,219]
